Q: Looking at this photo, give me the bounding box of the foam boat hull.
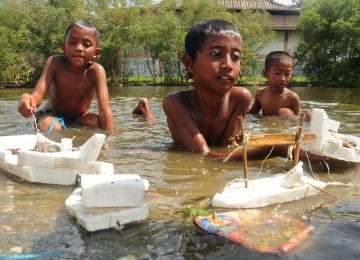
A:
[0,134,113,185]
[212,174,326,209]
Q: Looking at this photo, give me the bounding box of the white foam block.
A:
[65,188,149,232]
[307,108,330,154]
[81,174,148,208]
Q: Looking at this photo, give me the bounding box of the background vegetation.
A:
[0,0,273,87]
[295,0,360,87]
[1,0,359,87]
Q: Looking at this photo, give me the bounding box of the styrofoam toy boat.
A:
[0,133,113,185]
[65,174,150,232]
[212,162,327,208]
[304,108,360,163]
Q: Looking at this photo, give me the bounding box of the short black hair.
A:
[184,19,242,60]
[65,20,99,43]
[264,51,293,70]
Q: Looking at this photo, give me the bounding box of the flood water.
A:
[0,86,359,259]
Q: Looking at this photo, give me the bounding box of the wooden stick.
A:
[246,133,315,146]
[293,114,305,167]
[243,147,248,188]
[238,116,248,188]
[305,181,338,199]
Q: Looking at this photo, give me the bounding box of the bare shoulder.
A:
[252,86,267,98]
[230,86,252,100]
[163,90,191,108]
[87,62,106,75]
[46,55,66,68]
[285,88,300,99]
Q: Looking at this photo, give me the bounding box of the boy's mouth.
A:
[217,75,232,81]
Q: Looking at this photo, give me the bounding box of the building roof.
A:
[172,0,300,14]
[218,0,296,11]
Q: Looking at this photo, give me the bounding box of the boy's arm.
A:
[93,64,115,130]
[163,93,211,155]
[18,56,55,117]
[247,92,262,114]
[291,92,301,115]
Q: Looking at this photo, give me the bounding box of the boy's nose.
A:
[221,56,233,69]
[75,43,84,51]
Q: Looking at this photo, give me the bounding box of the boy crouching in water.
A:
[18,20,114,131]
[248,51,301,116]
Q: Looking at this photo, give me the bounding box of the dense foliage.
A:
[295,0,360,86]
[0,0,273,86]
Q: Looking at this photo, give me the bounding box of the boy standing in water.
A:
[18,20,114,131]
[248,51,301,116]
[163,19,320,161]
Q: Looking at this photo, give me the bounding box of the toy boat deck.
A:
[0,133,113,185]
[212,162,326,208]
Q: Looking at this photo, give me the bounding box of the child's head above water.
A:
[64,20,100,44]
[264,51,293,71]
[184,19,242,60]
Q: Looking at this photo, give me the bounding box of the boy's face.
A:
[183,34,242,94]
[263,58,293,91]
[61,26,100,67]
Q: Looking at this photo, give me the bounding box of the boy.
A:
[163,19,253,158]
[163,19,321,161]
[248,51,301,116]
[18,20,114,131]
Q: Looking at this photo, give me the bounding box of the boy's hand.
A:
[18,94,37,118]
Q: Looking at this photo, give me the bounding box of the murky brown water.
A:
[0,86,359,259]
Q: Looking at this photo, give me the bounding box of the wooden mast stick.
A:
[293,113,305,167]
[238,116,249,188]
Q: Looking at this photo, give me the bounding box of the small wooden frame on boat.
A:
[227,114,315,188]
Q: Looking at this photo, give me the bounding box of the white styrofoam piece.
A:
[307,108,329,154]
[65,188,149,232]
[17,150,81,168]
[304,108,360,163]
[0,134,37,150]
[212,163,327,208]
[212,175,326,208]
[81,174,146,208]
[0,133,113,185]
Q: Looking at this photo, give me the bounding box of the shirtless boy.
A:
[163,19,252,158]
[248,51,301,116]
[18,20,114,131]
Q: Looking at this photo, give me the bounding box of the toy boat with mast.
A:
[212,108,359,209]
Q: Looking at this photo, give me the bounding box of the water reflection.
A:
[0,86,359,259]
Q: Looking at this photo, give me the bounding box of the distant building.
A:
[218,0,302,74]
[128,0,302,79]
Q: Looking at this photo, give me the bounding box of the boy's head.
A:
[184,19,242,61]
[62,20,101,65]
[263,51,293,90]
[264,51,293,71]
[65,20,100,45]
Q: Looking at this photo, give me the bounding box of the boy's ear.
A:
[182,53,194,73]
[61,42,65,52]
[93,47,101,61]
[262,70,268,78]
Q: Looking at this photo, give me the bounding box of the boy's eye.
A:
[211,50,222,57]
[232,54,240,62]
[84,41,92,48]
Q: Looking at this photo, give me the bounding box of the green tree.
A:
[295,0,360,86]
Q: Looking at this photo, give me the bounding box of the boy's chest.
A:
[54,70,94,95]
[195,111,232,144]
